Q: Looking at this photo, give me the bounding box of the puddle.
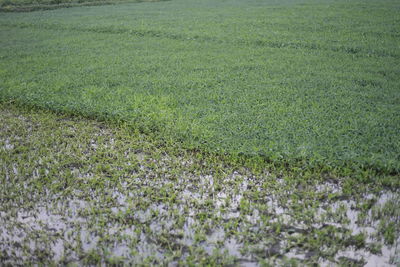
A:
[1,148,399,265]
[3,139,14,150]
[314,191,400,266]
[224,238,243,257]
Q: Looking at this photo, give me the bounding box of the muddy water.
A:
[1,178,399,266]
[1,108,399,265]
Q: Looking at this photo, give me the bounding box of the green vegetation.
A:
[0,0,399,177]
[0,0,164,12]
[0,0,399,264]
[1,103,399,265]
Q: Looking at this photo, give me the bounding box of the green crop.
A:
[0,0,165,12]
[1,0,399,176]
[1,103,399,265]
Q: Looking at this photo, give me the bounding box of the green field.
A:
[1,1,400,264]
[0,0,164,12]
[1,0,400,175]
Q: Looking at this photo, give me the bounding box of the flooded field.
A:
[1,105,399,266]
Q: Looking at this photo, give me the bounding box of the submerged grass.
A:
[0,0,399,176]
[1,103,399,265]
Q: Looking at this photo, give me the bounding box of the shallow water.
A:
[1,181,398,265]
[1,108,399,265]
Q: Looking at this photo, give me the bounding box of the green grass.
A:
[0,0,165,12]
[1,103,399,265]
[0,0,399,176]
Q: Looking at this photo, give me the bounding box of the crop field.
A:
[1,103,399,265]
[1,0,400,174]
[0,0,164,12]
[0,0,400,265]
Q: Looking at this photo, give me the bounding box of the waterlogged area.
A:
[1,105,399,265]
[1,183,399,265]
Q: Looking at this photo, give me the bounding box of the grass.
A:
[1,103,399,265]
[0,0,399,263]
[0,0,399,177]
[0,0,165,12]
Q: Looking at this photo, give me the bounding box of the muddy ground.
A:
[1,104,399,266]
